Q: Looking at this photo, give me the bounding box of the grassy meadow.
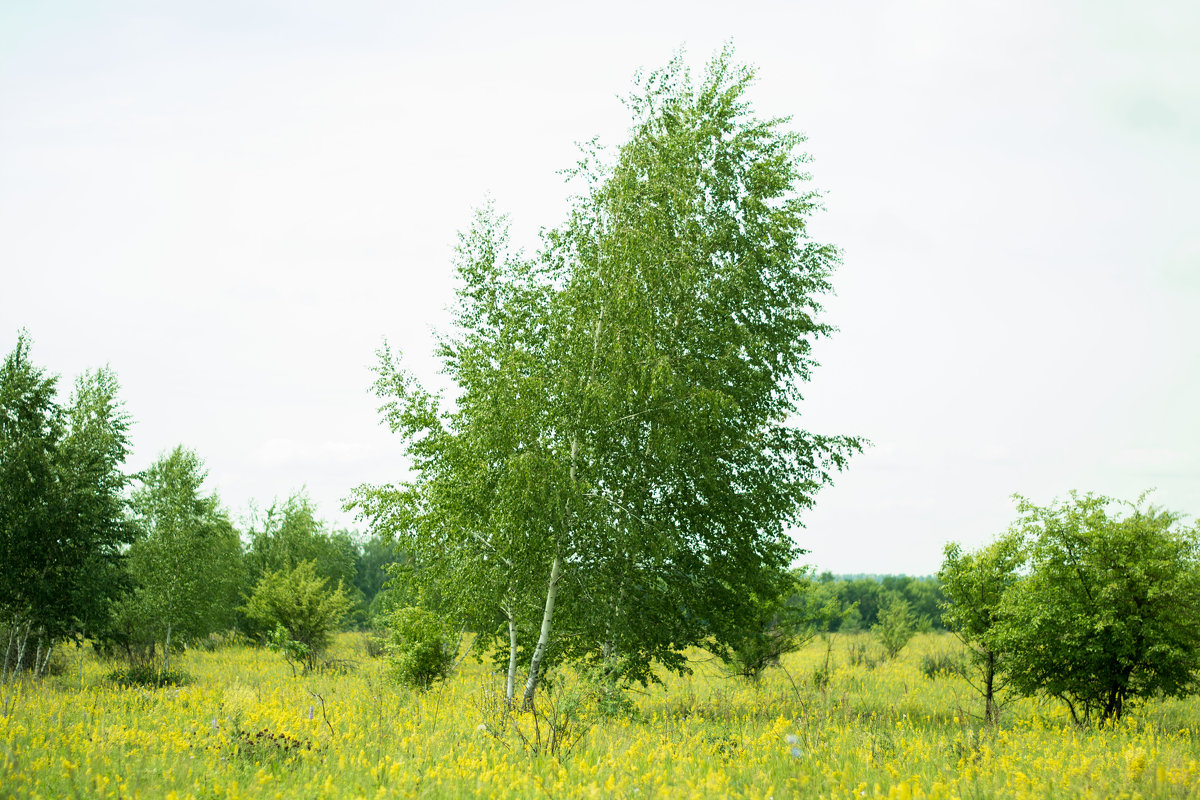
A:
[3,633,1199,799]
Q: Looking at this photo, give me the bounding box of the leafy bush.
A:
[579,655,639,719]
[106,664,190,688]
[243,560,352,674]
[385,606,457,690]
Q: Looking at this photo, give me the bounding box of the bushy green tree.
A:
[244,492,357,586]
[993,492,1200,724]
[1,333,136,681]
[243,560,352,673]
[112,446,243,671]
[243,491,360,632]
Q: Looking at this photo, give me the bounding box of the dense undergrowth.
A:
[2,633,1199,799]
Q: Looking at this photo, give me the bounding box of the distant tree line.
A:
[800,573,946,633]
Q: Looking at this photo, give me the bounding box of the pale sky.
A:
[3,1,1197,574]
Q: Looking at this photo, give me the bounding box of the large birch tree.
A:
[354,47,862,706]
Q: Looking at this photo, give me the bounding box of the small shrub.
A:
[244,561,352,674]
[921,651,966,679]
[106,664,190,688]
[579,656,638,719]
[385,606,457,690]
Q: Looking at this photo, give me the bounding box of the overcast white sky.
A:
[3,1,1197,574]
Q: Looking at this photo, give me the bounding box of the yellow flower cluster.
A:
[2,633,1198,798]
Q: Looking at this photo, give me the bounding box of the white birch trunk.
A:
[164,620,172,673]
[38,641,52,678]
[14,621,31,677]
[506,610,518,703]
[522,551,562,708]
[521,304,605,708]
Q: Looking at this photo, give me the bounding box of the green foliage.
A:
[939,533,1023,722]
[244,560,352,674]
[811,574,945,632]
[1,332,136,680]
[243,491,363,631]
[351,533,405,623]
[839,606,864,633]
[873,594,917,660]
[993,492,1200,724]
[721,568,838,682]
[105,663,190,688]
[108,446,243,671]
[384,606,458,690]
[265,625,312,678]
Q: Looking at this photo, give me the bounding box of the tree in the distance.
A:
[873,593,917,660]
[993,492,1200,724]
[113,446,243,671]
[243,491,361,631]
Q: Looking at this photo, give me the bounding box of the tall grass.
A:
[1,632,1197,798]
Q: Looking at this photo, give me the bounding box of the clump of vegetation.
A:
[942,491,1200,725]
[920,650,965,680]
[384,606,459,690]
[105,663,190,688]
[244,560,352,675]
[231,727,314,764]
[847,637,881,670]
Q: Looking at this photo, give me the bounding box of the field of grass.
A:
[3,632,1199,799]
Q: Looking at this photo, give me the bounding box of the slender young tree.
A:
[523,47,862,700]
[939,533,1024,723]
[120,446,242,670]
[354,202,563,702]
